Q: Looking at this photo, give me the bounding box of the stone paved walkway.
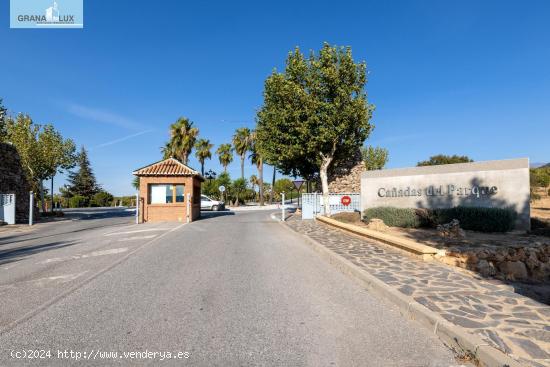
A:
[286,218,550,367]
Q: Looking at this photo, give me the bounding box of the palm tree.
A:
[132,176,140,190]
[164,117,199,164]
[216,143,233,172]
[249,130,264,206]
[194,138,213,176]
[249,174,258,201]
[232,127,251,179]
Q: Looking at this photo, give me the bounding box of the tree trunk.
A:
[269,166,276,204]
[240,156,245,179]
[224,165,227,173]
[258,158,264,206]
[319,155,334,216]
[201,162,204,176]
[51,175,54,212]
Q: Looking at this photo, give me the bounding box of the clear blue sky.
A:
[2,0,549,195]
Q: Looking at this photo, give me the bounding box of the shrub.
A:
[363,206,517,232]
[363,207,422,228]
[69,195,88,208]
[430,206,517,232]
[91,191,114,207]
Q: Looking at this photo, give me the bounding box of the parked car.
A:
[200,195,225,211]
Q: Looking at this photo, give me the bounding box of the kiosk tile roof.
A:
[133,158,202,178]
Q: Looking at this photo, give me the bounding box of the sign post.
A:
[281,192,285,222]
[29,191,33,226]
[292,180,305,207]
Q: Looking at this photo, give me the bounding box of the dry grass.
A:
[532,194,550,220]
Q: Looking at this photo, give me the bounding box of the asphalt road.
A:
[0,209,460,366]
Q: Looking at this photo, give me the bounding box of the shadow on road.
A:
[0,240,77,266]
[198,211,236,220]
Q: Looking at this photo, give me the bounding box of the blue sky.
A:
[2,0,549,195]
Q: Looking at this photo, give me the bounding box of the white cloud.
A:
[91,129,154,150]
[65,102,143,130]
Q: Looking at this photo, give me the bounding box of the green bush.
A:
[69,195,88,208]
[363,207,422,228]
[363,206,517,232]
[430,207,517,232]
[91,191,114,207]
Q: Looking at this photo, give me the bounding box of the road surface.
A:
[0,208,460,366]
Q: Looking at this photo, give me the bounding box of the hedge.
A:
[68,195,88,208]
[363,207,422,228]
[430,207,517,232]
[363,206,517,233]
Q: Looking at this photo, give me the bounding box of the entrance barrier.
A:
[0,194,15,224]
[301,193,360,219]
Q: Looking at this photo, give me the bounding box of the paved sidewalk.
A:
[286,218,550,367]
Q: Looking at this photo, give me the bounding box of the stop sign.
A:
[341,195,351,206]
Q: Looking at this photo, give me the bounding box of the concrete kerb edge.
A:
[279,221,524,367]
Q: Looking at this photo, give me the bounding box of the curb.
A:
[316,215,445,260]
[280,221,524,367]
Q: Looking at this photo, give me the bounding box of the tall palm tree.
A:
[232,127,251,179]
[164,117,199,164]
[216,143,233,172]
[194,138,213,176]
[249,130,264,206]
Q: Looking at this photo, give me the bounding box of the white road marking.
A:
[38,248,129,264]
[1,271,89,291]
[0,223,187,334]
[117,235,157,242]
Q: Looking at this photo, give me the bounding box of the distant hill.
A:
[531,162,550,169]
[543,163,550,169]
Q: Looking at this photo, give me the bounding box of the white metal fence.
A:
[301,193,360,219]
[0,194,15,225]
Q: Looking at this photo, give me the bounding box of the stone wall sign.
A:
[361,158,530,230]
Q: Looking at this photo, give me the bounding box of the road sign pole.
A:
[29,191,33,226]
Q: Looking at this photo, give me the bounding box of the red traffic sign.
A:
[341,195,352,206]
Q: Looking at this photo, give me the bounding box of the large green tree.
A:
[194,138,213,176]
[249,130,265,205]
[5,114,76,211]
[4,114,42,192]
[0,98,7,142]
[216,143,233,172]
[256,43,374,214]
[163,117,199,164]
[417,155,473,166]
[361,145,388,170]
[232,127,251,179]
[66,147,100,202]
[37,124,77,211]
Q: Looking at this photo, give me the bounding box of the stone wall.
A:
[0,143,34,223]
[361,158,531,230]
[440,242,550,283]
[317,151,366,193]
